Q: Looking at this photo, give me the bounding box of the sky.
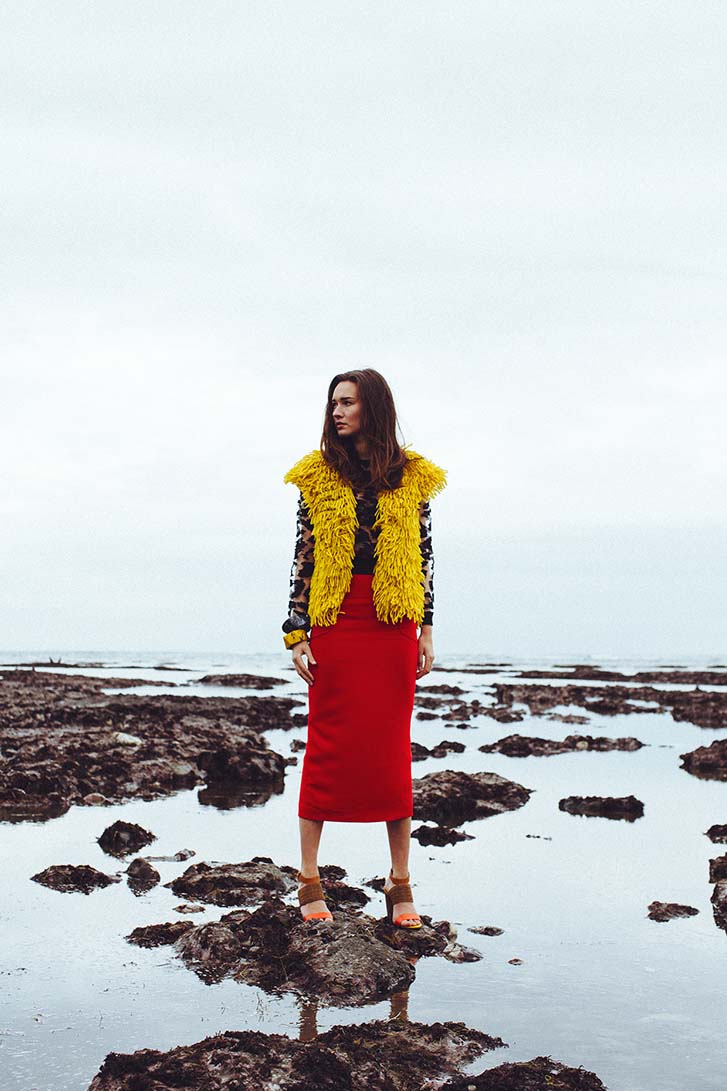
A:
[1,2,725,659]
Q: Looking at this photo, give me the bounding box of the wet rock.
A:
[413,769,533,826]
[709,854,727,882]
[126,921,195,947]
[197,672,289,689]
[126,858,160,893]
[82,793,110,806]
[319,880,370,910]
[513,666,727,687]
[0,669,299,823]
[440,1053,608,1090]
[706,824,727,843]
[495,680,727,731]
[559,794,644,820]
[164,857,297,907]
[711,880,727,932]
[647,901,699,922]
[469,925,504,936]
[670,689,727,729]
[372,915,481,963]
[411,823,475,846]
[88,1019,506,1091]
[290,737,306,751]
[479,733,644,757]
[98,820,156,858]
[146,848,195,862]
[680,738,727,781]
[412,739,466,761]
[546,713,591,724]
[176,899,416,1004]
[174,903,205,914]
[30,864,119,894]
[507,958,524,965]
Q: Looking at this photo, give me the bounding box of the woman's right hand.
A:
[291,639,317,686]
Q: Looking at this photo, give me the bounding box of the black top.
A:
[283,456,436,632]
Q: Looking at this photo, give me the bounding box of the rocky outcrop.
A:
[706,823,727,843]
[479,733,644,757]
[197,672,289,688]
[88,1019,507,1091]
[97,820,156,857]
[559,795,644,821]
[647,901,699,922]
[413,770,532,826]
[411,823,475,846]
[439,1052,608,1090]
[0,671,289,822]
[164,857,298,907]
[30,864,120,894]
[680,739,727,781]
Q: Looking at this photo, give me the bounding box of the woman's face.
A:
[331,381,362,438]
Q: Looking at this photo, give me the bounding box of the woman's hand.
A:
[416,625,435,679]
[292,639,317,686]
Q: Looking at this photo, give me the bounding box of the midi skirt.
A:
[299,574,419,822]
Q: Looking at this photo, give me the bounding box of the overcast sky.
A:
[1,2,725,659]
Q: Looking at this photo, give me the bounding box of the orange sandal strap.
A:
[303,910,333,920]
[393,913,422,928]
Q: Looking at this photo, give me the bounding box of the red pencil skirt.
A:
[299,574,419,822]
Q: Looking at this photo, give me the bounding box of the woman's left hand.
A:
[416,625,435,679]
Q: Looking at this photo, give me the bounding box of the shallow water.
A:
[1,650,726,1090]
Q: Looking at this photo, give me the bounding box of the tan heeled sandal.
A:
[384,869,422,929]
[297,870,333,922]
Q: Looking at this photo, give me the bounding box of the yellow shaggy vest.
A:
[283,448,447,626]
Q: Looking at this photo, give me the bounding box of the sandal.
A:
[297,870,333,922]
[384,869,422,929]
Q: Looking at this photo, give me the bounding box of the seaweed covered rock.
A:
[88,1018,506,1091]
[413,769,532,826]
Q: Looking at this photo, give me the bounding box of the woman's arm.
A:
[283,493,315,635]
[417,499,435,678]
[419,499,435,627]
[283,494,318,685]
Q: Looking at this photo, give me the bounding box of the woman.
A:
[282,370,447,928]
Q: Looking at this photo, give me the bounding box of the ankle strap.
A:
[389,870,411,885]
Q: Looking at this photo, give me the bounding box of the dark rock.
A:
[197,672,289,688]
[706,824,727,843]
[440,1053,608,1090]
[711,880,727,932]
[30,863,119,894]
[126,921,196,947]
[164,857,297,906]
[290,737,306,751]
[412,739,466,761]
[469,925,504,936]
[411,823,475,846]
[98,820,156,858]
[479,733,644,756]
[559,794,644,821]
[680,738,727,781]
[709,854,727,882]
[647,901,700,921]
[88,1019,506,1091]
[177,899,416,1004]
[413,769,532,826]
[126,857,160,893]
[494,679,727,731]
[0,669,297,823]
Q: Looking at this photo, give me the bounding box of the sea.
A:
[1,649,726,1091]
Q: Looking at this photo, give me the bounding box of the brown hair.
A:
[320,369,408,491]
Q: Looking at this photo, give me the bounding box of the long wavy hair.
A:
[320,369,408,491]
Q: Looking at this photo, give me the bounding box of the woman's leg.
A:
[384,816,418,917]
[298,817,328,917]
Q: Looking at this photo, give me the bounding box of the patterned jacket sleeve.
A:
[282,493,315,632]
[420,500,435,626]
